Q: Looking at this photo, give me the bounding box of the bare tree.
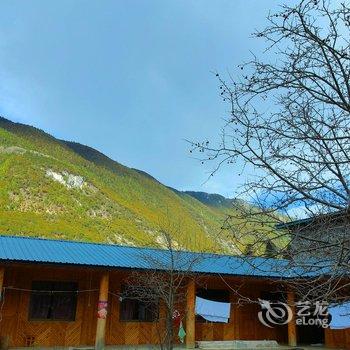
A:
[191,0,350,303]
[124,220,204,350]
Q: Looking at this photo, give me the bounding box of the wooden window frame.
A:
[28,281,78,322]
[119,286,159,323]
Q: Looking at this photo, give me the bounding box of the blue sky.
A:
[0,0,281,197]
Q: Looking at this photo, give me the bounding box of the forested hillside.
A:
[0,117,273,253]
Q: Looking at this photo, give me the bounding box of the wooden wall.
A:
[1,264,99,347]
[0,263,349,348]
[105,276,168,346]
[194,277,288,344]
[0,263,167,347]
[325,328,350,349]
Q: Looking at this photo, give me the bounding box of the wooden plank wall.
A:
[325,328,350,349]
[0,264,99,347]
[0,263,349,348]
[0,264,168,347]
[105,276,168,346]
[194,277,288,344]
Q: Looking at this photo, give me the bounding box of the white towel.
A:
[329,302,350,329]
[195,296,230,323]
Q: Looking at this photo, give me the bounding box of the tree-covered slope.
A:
[0,117,248,253]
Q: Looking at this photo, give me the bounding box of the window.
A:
[196,288,230,323]
[29,281,78,321]
[120,287,158,322]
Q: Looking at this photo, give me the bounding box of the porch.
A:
[7,345,347,350]
[0,263,343,349]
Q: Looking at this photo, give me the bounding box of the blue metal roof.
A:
[0,235,296,278]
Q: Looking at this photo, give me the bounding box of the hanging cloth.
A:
[195,296,230,323]
[329,302,350,329]
[178,320,186,343]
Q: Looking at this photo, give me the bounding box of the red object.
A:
[173,309,181,327]
[97,300,108,319]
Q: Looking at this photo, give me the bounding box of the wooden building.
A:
[0,235,349,349]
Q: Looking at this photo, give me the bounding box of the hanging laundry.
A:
[195,296,230,323]
[173,309,181,327]
[178,320,186,343]
[329,302,350,329]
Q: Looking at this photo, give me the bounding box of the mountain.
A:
[180,191,236,208]
[0,117,268,254]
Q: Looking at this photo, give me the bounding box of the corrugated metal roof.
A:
[0,235,294,278]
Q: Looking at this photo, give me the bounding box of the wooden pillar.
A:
[230,292,239,340]
[0,267,4,301]
[186,279,196,348]
[0,267,9,350]
[287,290,297,347]
[95,271,109,350]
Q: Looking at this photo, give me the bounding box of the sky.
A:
[0,0,282,197]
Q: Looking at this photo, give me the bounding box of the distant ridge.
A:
[182,191,236,208]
